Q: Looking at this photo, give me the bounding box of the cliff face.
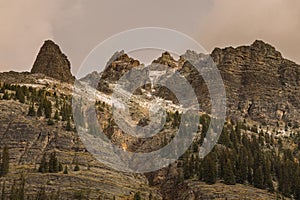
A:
[211,40,300,127]
[31,40,74,83]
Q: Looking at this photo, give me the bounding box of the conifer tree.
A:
[47,118,54,126]
[54,110,59,120]
[16,87,25,103]
[61,102,71,121]
[236,147,248,184]
[294,169,300,200]
[182,151,191,179]
[223,159,236,185]
[63,166,68,174]
[74,161,80,171]
[202,152,217,184]
[59,163,63,172]
[48,152,59,173]
[0,84,4,94]
[263,159,274,191]
[247,165,253,185]
[44,99,52,118]
[253,166,264,189]
[27,103,36,116]
[2,92,9,100]
[38,154,47,173]
[37,103,43,117]
[0,145,9,176]
[66,118,72,131]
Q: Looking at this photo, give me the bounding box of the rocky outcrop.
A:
[97,53,140,94]
[210,40,300,127]
[152,51,178,68]
[31,40,74,83]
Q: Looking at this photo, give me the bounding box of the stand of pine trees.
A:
[180,117,300,198]
[38,152,63,174]
[0,83,80,198]
[0,83,74,130]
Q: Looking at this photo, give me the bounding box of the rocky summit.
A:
[31,40,75,83]
[97,52,140,94]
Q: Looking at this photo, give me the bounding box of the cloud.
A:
[0,0,212,73]
[0,0,81,72]
[52,0,212,75]
[0,0,299,74]
[199,0,300,63]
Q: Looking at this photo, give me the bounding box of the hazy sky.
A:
[1,0,300,75]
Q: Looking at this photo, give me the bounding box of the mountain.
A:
[31,40,75,83]
[0,40,299,199]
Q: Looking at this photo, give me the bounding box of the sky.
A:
[1,0,300,76]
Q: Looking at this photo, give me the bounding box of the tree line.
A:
[180,115,300,199]
[0,83,73,131]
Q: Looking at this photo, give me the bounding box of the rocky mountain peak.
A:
[211,40,282,64]
[31,40,74,83]
[152,51,178,68]
[250,39,282,58]
[97,52,140,93]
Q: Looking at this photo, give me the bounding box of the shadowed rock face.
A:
[31,40,74,83]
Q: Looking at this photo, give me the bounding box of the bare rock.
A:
[31,40,75,83]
